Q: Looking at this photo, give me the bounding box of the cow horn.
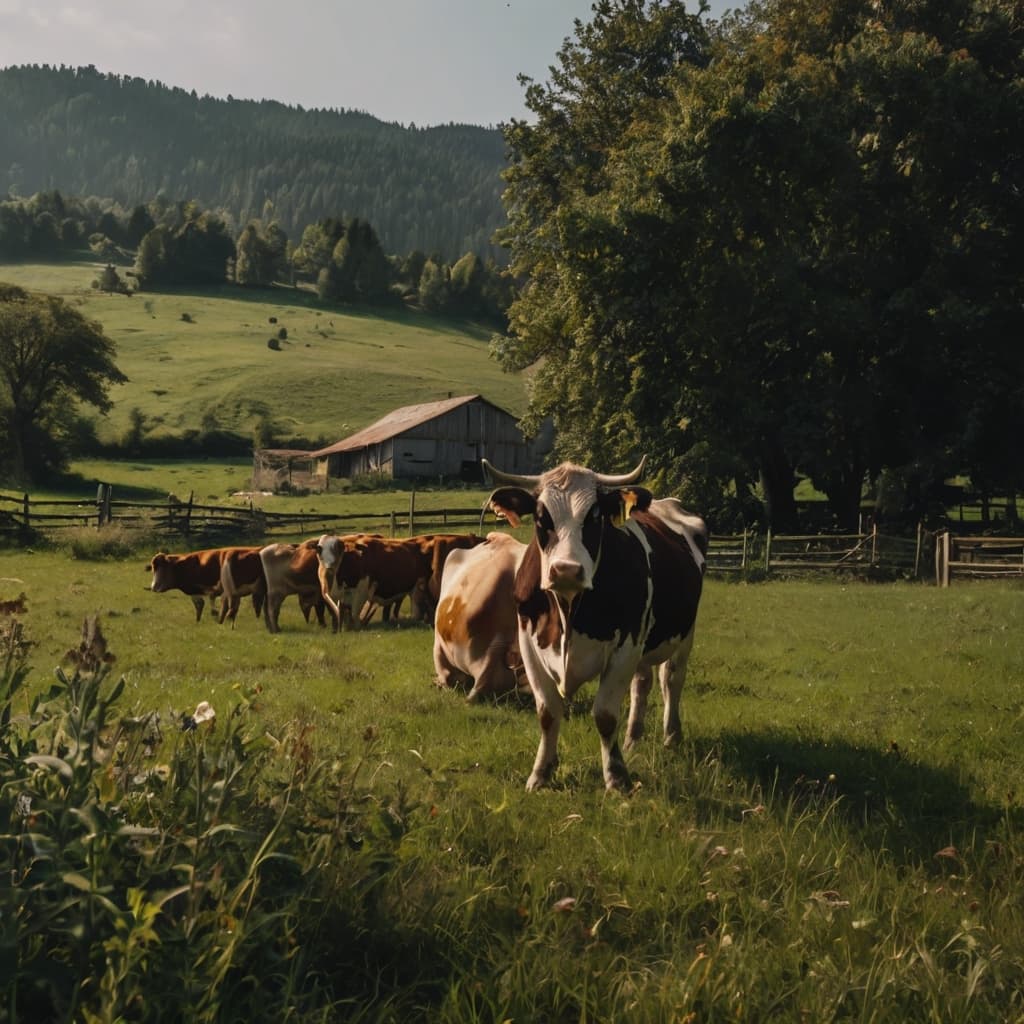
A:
[481,459,542,488]
[594,455,648,487]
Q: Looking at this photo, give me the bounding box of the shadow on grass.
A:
[141,281,496,341]
[685,727,1020,866]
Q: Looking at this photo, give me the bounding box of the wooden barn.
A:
[307,394,543,483]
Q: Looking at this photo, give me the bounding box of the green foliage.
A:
[0,63,507,261]
[499,0,1024,530]
[234,220,288,287]
[134,209,235,288]
[0,614,414,1022]
[0,283,127,483]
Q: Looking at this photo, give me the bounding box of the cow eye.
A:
[537,504,554,532]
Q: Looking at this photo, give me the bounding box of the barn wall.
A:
[392,401,537,480]
[320,400,541,481]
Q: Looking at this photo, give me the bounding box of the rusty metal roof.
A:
[308,394,507,458]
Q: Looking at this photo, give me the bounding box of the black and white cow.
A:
[483,458,707,792]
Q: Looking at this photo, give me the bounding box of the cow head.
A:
[146,551,175,591]
[484,458,651,602]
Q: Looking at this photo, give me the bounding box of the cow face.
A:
[489,465,651,600]
[146,552,176,592]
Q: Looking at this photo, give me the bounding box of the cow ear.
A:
[609,487,653,527]
[488,486,536,528]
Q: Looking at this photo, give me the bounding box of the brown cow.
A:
[259,540,331,634]
[433,532,528,702]
[315,533,484,629]
[218,547,267,626]
[146,547,262,622]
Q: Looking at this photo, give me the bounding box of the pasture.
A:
[0,261,526,446]
[3,539,1024,1021]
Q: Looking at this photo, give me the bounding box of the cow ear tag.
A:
[613,489,639,528]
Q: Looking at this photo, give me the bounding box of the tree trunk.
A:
[823,463,866,532]
[758,437,799,532]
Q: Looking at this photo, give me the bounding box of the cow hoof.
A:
[526,769,553,792]
[623,729,644,752]
[663,732,682,748]
[605,770,632,793]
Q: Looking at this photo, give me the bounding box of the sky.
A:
[0,0,732,128]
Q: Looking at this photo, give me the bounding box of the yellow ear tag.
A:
[613,489,639,528]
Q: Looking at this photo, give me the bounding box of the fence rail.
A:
[935,533,1024,586]
[0,487,965,582]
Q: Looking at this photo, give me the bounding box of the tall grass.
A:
[2,549,1023,1020]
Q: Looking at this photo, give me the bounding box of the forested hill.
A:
[0,63,509,259]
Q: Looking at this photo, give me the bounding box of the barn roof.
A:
[308,394,512,458]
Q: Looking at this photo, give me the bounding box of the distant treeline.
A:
[0,63,508,261]
[0,190,513,324]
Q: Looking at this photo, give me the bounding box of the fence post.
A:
[914,522,923,578]
[22,493,29,532]
[870,523,878,565]
[741,528,748,570]
[184,491,194,537]
[408,490,416,537]
[764,528,772,573]
[935,531,952,588]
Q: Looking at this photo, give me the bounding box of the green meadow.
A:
[0,261,527,446]
[3,537,1024,1021]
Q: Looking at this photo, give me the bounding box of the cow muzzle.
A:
[545,559,587,595]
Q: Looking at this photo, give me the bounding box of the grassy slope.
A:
[0,261,527,445]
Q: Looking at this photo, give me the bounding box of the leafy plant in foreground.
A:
[0,615,412,1023]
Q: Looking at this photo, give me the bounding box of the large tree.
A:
[497,0,1024,529]
[0,283,126,482]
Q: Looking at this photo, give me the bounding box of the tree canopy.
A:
[496,0,1024,529]
[0,284,127,482]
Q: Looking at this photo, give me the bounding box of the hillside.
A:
[0,262,528,450]
[0,64,508,260]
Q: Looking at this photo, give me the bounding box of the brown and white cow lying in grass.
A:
[432,532,529,702]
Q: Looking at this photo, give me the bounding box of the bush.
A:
[0,616,412,1022]
[58,524,161,560]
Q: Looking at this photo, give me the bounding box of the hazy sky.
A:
[0,0,732,127]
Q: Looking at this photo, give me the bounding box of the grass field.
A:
[0,261,528,446]
[3,538,1024,1020]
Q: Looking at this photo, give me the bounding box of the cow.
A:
[433,532,528,702]
[218,547,267,626]
[315,533,483,630]
[483,458,707,792]
[146,547,262,622]
[259,540,332,633]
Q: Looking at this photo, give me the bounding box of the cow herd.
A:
[146,460,709,791]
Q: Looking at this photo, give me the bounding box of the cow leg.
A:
[660,628,695,747]
[592,676,633,792]
[624,666,654,751]
[527,690,564,791]
[264,592,284,634]
[465,661,517,703]
[191,595,205,622]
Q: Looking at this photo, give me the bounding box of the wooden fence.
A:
[934,532,1024,586]
[0,487,952,581]
[0,487,493,543]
